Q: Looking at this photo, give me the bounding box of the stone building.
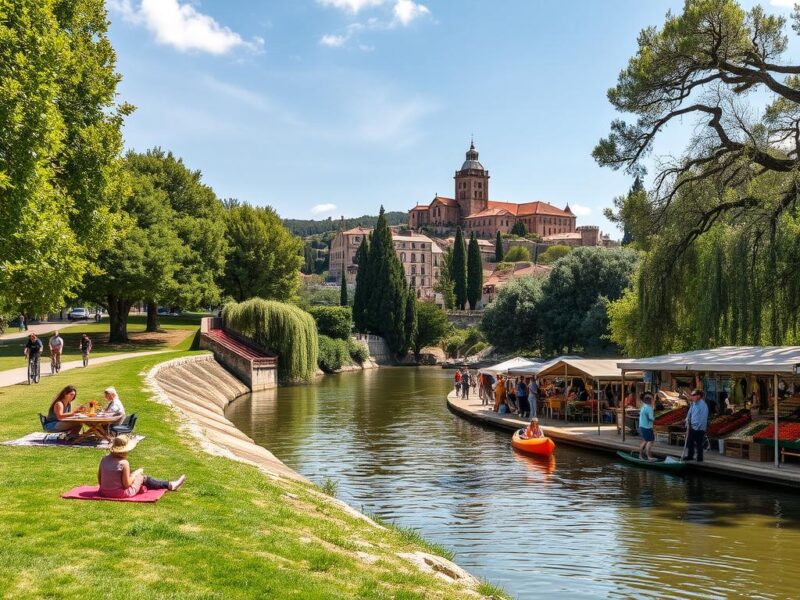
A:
[541,225,616,248]
[328,227,444,301]
[408,142,577,238]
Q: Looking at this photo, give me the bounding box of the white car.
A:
[68,307,90,321]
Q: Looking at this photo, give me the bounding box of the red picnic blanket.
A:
[61,485,166,503]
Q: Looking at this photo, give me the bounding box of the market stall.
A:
[618,346,800,467]
[479,357,541,377]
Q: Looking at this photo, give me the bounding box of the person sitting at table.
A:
[98,435,185,498]
[521,417,545,439]
[43,385,82,438]
[103,386,126,425]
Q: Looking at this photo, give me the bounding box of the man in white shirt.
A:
[49,331,64,370]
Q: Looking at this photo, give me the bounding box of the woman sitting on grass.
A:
[43,385,82,438]
[98,435,185,498]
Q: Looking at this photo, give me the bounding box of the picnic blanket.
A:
[3,433,144,449]
[62,485,166,503]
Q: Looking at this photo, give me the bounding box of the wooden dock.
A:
[446,391,800,490]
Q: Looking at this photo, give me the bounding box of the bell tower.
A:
[454,140,489,219]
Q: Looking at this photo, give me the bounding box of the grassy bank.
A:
[0,315,201,373]
[0,351,497,599]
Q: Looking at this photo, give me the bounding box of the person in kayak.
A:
[638,393,656,460]
[521,417,545,439]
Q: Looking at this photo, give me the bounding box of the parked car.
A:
[68,307,90,321]
[157,307,181,317]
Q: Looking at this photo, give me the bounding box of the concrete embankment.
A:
[447,391,800,490]
[148,354,482,592]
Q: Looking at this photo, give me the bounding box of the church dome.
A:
[460,141,484,171]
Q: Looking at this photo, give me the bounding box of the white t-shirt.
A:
[106,397,125,416]
[49,336,63,350]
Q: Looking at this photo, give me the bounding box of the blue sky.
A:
[107,0,797,234]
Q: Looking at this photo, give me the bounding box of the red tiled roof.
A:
[341,227,373,235]
[431,196,458,207]
[464,207,514,219]
[487,200,573,217]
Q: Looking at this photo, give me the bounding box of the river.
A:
[225,367,800,599]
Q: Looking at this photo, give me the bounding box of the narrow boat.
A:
[512,430,556,457]
[616,451,687,473]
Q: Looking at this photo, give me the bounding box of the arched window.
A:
[401,252,406,262]
[411,253,416,263]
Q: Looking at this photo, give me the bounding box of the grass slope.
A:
[0,352,490,599]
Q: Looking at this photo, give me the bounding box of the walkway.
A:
[447,391,800,490]
[0,351,167,388]
[0,321,81,341]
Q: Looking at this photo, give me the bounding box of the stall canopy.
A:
[480,357,541,376]
[535,358,643,381]
[507,355,581,377]
[617,346,800,375]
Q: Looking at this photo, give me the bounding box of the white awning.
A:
[617,346,800,375]
[506,355,581,377]
[480,357,540,376]
[535,358,643,381]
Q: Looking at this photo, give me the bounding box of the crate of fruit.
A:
[706,412,750,438]
[725,421,771,442]
[753,422,800,445]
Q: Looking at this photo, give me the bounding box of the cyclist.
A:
[49,330,64,373]
[79,333,93,367]
[24,333,43,383]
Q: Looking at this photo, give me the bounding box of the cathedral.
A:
[408,142,577,239]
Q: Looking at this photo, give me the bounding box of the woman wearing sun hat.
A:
[97,435,185,498]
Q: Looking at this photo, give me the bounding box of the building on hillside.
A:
[408,141,577,238]
[542,225,617,248]
[481,262,552,306]
[440,236,496,262]
[328,227,444,301]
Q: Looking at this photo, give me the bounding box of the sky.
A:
[106,0,798,235]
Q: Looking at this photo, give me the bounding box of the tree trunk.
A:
[107,296,132,343]
[146,300,159,332]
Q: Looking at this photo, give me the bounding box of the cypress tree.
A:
[510,220,527,236]
[404,287,417,356]
[352,236,370,331]
[452,227,467,310]
[340,269,348,306]
[467,232,483,310]
[495,230,504,262]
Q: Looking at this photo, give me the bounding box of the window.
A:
[411,253,416,263]
[412,242,416,249]
[411,276,416,287]
[401,252,406,262]
[411,265,417,275]
[421,266,426,275]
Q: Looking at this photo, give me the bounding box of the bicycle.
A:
[27,354,41,385]
[50,351,61,375]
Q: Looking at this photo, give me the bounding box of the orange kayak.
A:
[512,430,556,457]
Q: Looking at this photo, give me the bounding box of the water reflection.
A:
[226,368,800,599]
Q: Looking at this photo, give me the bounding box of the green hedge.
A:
[318,335,351,372]
[347,338,369,363]
[308,306,353,340]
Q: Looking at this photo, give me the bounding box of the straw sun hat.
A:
[109,434,138,455]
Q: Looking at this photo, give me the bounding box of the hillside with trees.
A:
[284,211,407,236]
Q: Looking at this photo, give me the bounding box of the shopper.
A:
[685,389,709,462]
[638,393,656,460]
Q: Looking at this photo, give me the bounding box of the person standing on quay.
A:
[516,377,529,419]
[494,375,506,412]
[638,393,656,460]
[462,369,470,399]
[454,369,462,397]
[528,377,539,418]
[685,390,709,462]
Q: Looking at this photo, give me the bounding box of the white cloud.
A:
[317,0,385,13]
[311,203,337,215]
[320,34,347,47]
[570,204,592,217]
[109,0,263,55]
[769,0,795,8]
[392,0,430,26]
[202,75,269,110]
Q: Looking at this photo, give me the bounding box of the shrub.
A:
[308,306,352,340]
[466,341,489,356]
[537,244,571,264]
[318,335,351,372]
[347,338,370,363]
[504,245,531,262]
[223,298,318,381]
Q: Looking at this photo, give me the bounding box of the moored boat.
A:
[512,430,556,457]
[616,451,687,473]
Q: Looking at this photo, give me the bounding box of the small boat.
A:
[512,430,556,457]
[616,451,687,473]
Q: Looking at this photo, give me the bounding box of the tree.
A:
[510,221,527,237]
[221,201,303,305]
[480,277,545,354]
[539,247,639,354]
[340,270,348,306]
[0,0,128,317]
[537,245,571,265]
[352,236,371,331]
[504,245,532,262]
[413,301,452,358]
[467,233,483,310]
[452,227,468,310]
[434,247,456,310]
[308,306,352,340]
[494,231,504,262]
[404,288,418,356]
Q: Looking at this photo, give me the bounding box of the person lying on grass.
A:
[98,435,185,498]
[43,385,82,439]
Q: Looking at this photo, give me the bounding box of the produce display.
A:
[726,421,771,442]
[753,422,800,442]
[706,412,750,437]
[654,406,688,427]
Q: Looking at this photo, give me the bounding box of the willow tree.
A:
[596,0,800,351]
[223,298,318,381]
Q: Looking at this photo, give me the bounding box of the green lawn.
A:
[0,352,490,599]
[0,315,202,373]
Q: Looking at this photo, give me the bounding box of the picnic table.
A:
[63,413,119,444]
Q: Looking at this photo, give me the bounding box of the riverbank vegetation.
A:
[595,0,800,356]
[0,353,495,598]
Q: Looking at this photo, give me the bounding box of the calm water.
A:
[226,368,800,599]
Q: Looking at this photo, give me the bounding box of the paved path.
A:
[0,351,167,388]
[0,321,82,341]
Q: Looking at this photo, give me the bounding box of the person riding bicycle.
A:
[24,333,43,365]
[79,334,93,361]
[49,331,64,368]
